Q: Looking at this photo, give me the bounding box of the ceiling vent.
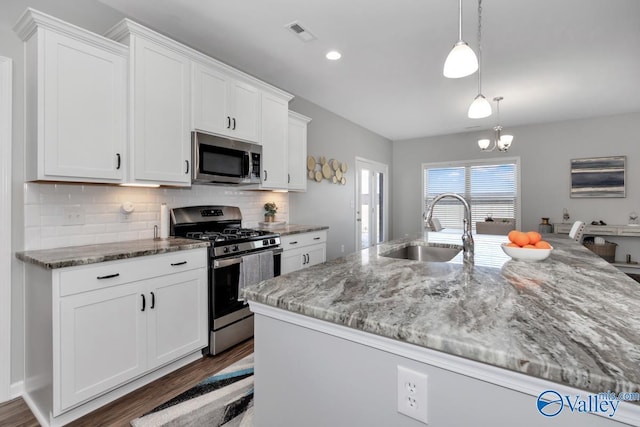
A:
[285,21,317,42]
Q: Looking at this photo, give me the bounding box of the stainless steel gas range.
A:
[170,205,281,355]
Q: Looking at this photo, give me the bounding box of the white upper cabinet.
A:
[288,111,311,191]
[106,20,192,186]
[260,92,290,189]
[192,60,261,143]
[15,9,128,183]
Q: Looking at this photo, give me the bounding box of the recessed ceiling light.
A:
[326,50,342,61]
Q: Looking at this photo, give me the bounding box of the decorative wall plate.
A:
[315,171,323,182]
[307,156,316,171]
[322,163,332,179]
[341,162,348,173]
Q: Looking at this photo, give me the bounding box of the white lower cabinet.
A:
[25,248,208,424]
[281,231,327,275]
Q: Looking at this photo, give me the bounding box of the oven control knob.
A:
[223,247,230,253]
[270,238,276,244]
[262,239,268,246]
[233,245,239,252]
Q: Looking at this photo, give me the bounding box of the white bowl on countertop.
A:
[501,243,553,261]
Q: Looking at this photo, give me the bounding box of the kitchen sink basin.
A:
[380,245,461,262]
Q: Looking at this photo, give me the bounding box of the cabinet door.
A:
[192,62,230,136]
[281,247,305,275]
[260,93,289,189]
[42,30,126,182]
[230,80,261,143]
[305,244,327,268]
[58,282,147,411]
[131,36,191,185]
[288,113,309,191]
[146,268,208,368]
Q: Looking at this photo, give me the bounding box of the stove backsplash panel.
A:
[23,183,289,250]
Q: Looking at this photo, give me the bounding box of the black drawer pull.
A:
[232,117,236,130]
[150,292,155,309]
[97,273,120,280]
[185,160,190,174]
[141,294,146,312]
[171,261,187,266]
[227,116,231,129]
[289,241,298,245]
[116,153,121,170]
[313,237,321,240]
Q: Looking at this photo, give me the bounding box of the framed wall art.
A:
[570,156,626,198]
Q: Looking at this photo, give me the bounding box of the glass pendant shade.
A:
[468,94,492,118]
[478,139,491,150]
[443,41,478,78]
[499,134,514,150]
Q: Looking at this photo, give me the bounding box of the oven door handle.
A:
[213,257,243,269]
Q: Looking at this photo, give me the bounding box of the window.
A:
[423,158,520,232]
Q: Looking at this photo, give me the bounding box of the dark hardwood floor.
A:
[0,339,253,427]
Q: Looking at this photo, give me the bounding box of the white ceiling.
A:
[99,0,640,141]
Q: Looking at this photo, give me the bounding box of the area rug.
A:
[130,354,254,427]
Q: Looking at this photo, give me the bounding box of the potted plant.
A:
[264,202,278,222]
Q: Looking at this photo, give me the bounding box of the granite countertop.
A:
[244,232,640,397]
[16,237,209,269]
[255,224,329,236]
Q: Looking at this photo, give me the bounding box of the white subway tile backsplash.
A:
[23,183,290,250]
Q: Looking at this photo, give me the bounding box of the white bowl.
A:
[501,243,553,261]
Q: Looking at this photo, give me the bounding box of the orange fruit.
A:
[535,241,551,249]
[508,230,519,243]
[506,242,519,247]
[523,244,536,249]
[511,231,530,247]
[526,231,542,245]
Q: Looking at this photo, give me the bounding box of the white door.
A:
[260,93,288,189]
[192,61,230,136]
[356,158,389,250]
[229,80,261,143]
[146,269,207,368]
[58,283,147,412]
[43,30,126,181]
[131,36,191,185]
[0,56,12,404]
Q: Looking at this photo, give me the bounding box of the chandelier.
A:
[478,97,514,152]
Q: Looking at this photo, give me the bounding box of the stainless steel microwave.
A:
[192,131,261,185]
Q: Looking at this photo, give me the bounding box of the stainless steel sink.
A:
[381,245,461,262]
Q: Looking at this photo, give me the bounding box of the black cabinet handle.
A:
[232,117,236,130]
[227,116,231,129]
[289,241,298,245]
[264,170,268,181]
[185,160,190,174]
[116,153,121,170]
[141,294,146,312]
[313,237,321,240]
[307,254,310,264]
[97,273,120,280]
[288,173,290,184]
[171,261,187,266]
[150,292,155,309]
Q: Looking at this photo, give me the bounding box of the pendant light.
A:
[478,97,513,152]
[443,0,478,79]
[467,0,491,119]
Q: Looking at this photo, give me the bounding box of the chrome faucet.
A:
[426,193,474,265]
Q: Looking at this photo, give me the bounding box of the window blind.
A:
[424,160,518,232]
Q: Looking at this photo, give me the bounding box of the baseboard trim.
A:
[24,350,203,427]
[9,380,24,400]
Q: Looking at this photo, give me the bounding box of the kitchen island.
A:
[244,233,640,426]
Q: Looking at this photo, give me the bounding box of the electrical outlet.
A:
[63,205,85,226]
[397,365,428,424]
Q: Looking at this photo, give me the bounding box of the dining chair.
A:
[568,220,586,242]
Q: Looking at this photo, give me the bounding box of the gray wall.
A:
[289,97,393,260]
[392,113,640,242]
[0,0,127,392]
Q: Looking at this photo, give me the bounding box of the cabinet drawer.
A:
[618,227,640,236]
[585,226,618,235]
[281,230,327,249]
[58,249,207,297]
